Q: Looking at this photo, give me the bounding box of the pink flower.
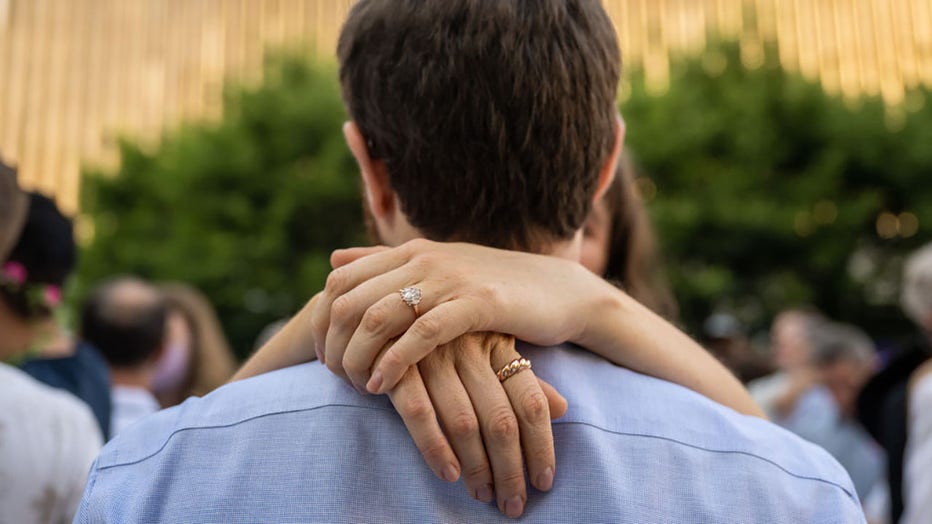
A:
[43,286,62,308]
[2,261,27,285]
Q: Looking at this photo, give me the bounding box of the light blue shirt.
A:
[76,344,865,523]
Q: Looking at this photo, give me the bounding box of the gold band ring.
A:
[496,357,532,383]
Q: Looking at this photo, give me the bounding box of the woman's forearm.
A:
[575,280,765,418]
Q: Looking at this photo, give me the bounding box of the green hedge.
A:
[77,45,932,357]
[77,58,365,358]
[623,43,932,340]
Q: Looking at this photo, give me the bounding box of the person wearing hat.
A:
[0,157,102,523]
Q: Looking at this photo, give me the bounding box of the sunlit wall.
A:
[0,0,930,214]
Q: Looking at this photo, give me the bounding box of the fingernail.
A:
[367,370,383,393]
[536,466,554,491]
[476,485,494,503]
[505,496,524,518]
[442,463,459,483]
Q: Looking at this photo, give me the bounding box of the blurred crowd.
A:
[2,143,931,524]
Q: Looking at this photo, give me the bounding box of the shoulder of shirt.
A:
[523,346,861,504]
[93,361,384,469]
[91,348,859,505]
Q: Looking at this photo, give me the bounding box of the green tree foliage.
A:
[621,43,932,339]
[79,44,932,357]
[78,57,365,358]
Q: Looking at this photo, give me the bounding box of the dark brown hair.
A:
[338,0,621,251]
[603,153,679,320]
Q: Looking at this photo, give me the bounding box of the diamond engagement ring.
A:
[399,286,422,316]
[496,357,532,383]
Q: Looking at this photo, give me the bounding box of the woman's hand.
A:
[312,239,600,394]
[313,238,764,418]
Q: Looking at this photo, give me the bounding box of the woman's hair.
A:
[1,192,76,320]
[602,153,679,321]
[158,282,237,406]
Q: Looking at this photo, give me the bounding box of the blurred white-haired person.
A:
[900,243,932,524]
[778,322,887,521]
[858,242,932,524]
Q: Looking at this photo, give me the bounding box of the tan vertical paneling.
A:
[0,0,930,214]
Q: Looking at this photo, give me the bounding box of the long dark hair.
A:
[602,153,679,321]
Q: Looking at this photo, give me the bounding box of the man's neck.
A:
[540,234,583,262]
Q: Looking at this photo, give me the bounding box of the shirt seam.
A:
[96,403,859,504]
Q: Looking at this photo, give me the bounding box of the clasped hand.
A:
[309,239,600,517]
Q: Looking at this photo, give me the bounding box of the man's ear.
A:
[593,113,625,203]
[343,121,395,220]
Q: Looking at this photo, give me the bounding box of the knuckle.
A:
[498,470,527,490]
[408,238,430,252]
[416,435,449,463]
[361,303,389,335]
[330,295,355,325]
[463,462,491,482]
[486,408,519,442]
[412,315,442,342]
[520,390,550,425]
[341,354,364,378]
[475,280,500,304]
[325,356,344,377]
[325,267,348,293]
[447,412,480,439]
[400,396,435,423]
[379,349,404,373]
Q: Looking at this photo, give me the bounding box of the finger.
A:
[371,298,490,394]
[322,238,427,300]
[388,366,461,484]
[343,292,421,390]
[537,378,568,420]
[315,243,419,364]
[329,267,441,385]
[457,358,527,518]
[419,351,495,503]
[490,341,556,493]
[500,369,556,493]
[330,245,390,269]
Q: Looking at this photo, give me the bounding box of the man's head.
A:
[338,0,623,254]
[902,242,932,333]
[81,277,168,371]
[810,322,874,417]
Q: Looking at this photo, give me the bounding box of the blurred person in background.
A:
[748,307,827,419]
[81,277,168,438]
[1,173,113,438]
[153,282,237,408]
[778,323,886,521]
[898,243,932,524]
[0,158,102,523]
[859,242,932,524]
[2,172,113,433]
[579,152,678,321]
[702,312,774,383]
